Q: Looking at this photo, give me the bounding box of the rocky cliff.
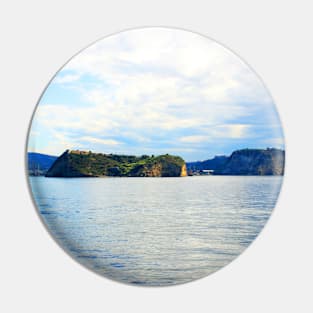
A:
[45,150,187,178]
[215,148,285,175]
[187,148,285,175]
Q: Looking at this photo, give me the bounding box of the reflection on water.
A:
[29,176,282,286]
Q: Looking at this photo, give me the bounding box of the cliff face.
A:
[45,150,90,177]
[215,148,285,175]
[186,148,285,175]
[180,164,187,177]
[46,150,187,178]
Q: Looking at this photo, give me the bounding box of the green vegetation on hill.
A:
[46,150,187,177]
[129,154,186,177]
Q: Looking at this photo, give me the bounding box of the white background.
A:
[0,1,312,312]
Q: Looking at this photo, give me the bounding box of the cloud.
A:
[29,28,284,159]
[80,136,121,146]
[178,124,250,144]
[213,124,251,139]
[33,104,118,134]
[179,135,209,143]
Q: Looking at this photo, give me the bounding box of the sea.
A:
[29,175,283,286]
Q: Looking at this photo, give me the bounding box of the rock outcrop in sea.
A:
[45,150,187,178]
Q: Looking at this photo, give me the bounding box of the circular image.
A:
[27,27,285,286]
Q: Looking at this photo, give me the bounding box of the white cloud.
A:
[179,135,209,143]
[30,28,283,157]
[33,104,118,134]
[178,124,251,144]
[213,124,251,139]
[80,136,121,146]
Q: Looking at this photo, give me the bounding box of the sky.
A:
[28,27,284,162]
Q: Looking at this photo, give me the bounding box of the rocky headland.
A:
[186,148,285,175]
[45,150,187,178]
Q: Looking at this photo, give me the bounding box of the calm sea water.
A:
[29,176,282,286]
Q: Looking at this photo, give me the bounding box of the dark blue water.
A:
[29,176,282,286]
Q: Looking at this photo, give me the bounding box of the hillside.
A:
[216,148,285,175]
[45,150,187,177]
[28,152,58,176]
[188,148,285,175]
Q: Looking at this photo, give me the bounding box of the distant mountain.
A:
[187,148,285,175]
[186,155,228,171]
[46,150,187,177]
[28,152,58,176]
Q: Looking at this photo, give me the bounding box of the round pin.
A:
[27,27,285,286]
